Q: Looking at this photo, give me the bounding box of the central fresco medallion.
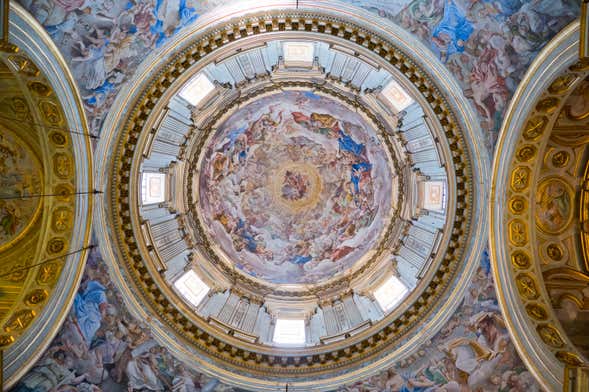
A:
[199,91,393,284]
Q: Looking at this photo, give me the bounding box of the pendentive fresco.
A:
[0,128,43,249]
[16,0,578,146]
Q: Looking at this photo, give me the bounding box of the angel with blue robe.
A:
[432,0,474,62]
[73,280,108,346]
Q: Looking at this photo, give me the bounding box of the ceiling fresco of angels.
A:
[199,91,394,284]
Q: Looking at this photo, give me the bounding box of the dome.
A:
[10,0,588,391]
[0,5,93,381]
[93,3,487,388]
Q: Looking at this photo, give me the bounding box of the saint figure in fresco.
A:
[281,170,310,201]
[12,349,89,392]
[72,279,108,346]
[0,201,20,236]
[536,180,570,232]
[432,0,474,62]
[289,241,313,265]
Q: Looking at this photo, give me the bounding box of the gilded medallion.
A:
[535,177,574,235]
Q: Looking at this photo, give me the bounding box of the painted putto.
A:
[199,91,393,284]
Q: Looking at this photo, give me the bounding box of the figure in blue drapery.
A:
[289,242,313,265]
[338,130,366,157]
[291,254,313,265]
[151,0,199,47]
[225,126,248,147]
[432,0,474,62]
[483,0,522,17]
[236,219,258,253]
[351,161,372,194]
[73,280,108,346]
[84,78,115,108]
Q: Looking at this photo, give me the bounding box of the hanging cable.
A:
[0,189,102,200]
[0,245,96,279]
[0,113,99,139]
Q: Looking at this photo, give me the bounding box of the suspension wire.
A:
[0,113,99,139]
[0,245,97,279]
[0,189,102,200]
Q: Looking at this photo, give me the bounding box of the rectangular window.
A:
[382,79,413,112]
[374,275,408,312]
[273,319,306,345]
[179,73,215,106]
[283,42,315,67]
[141,172,166,204]
[422,181,446,211]
[174,270,210,307]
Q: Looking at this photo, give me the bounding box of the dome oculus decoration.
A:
[198,90,393,284]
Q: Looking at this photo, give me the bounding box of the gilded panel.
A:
[496,56,589,376]
[534,177,574,235]
[0,48,77,351]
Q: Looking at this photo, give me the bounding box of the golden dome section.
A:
[491,23,589,389]
[0,49,77,350]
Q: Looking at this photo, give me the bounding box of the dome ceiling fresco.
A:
[88,1,491,385]
[3,0,586,391]
[199,91,394,284]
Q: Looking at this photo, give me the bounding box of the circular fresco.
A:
[0,128,43,250]
[199,91,393,284]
